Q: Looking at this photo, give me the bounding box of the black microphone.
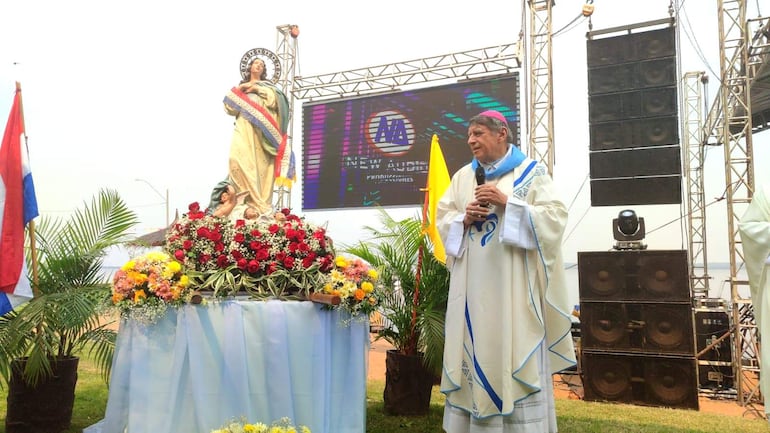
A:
[475,165,489,208]
[475,165,486,185]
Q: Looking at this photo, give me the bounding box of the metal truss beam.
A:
[682,71,711,297]
[274,24,299,210]
[715,0,759,409]
[527,0,555,175]
[292,44,521,101]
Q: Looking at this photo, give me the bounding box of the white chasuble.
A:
[437,158,575,427]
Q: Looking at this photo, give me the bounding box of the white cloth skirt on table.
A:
[443,343,557,433]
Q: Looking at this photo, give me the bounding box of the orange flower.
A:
[112,292,125,304]
[133,289,147,303]
[354,288,365,301]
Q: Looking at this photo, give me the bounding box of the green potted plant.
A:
[0,189,138,433]
[343,209,449,416]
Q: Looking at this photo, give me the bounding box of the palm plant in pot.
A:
[0,189,138,433]
[343,210,449,416]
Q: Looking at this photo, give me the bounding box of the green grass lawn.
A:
[1,357,768,433]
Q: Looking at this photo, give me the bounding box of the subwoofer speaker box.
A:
[581,351,699,410]
[578,250,690,302]
[579,246,698,410]
[581,302,694,355]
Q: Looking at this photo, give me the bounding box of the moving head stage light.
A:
[613,209,646,250]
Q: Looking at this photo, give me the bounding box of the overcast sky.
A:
[1,0,768,266]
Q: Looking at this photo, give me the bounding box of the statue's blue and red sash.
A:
[223,86,288,178]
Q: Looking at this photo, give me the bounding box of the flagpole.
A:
[407,179,429,356]
[15,81,40,298]
[408,149,435,356]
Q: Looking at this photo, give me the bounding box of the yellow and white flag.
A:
[424,134,450,263]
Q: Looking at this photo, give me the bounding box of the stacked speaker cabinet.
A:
[587,24,682,206]
[578,249,699,410]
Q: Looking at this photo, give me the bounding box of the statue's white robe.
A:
[738,184,770,420]
[438,158,575,432]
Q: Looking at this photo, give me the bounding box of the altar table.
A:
[85,300,369,433]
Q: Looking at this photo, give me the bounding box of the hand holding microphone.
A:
[475,164,486,186]
[466,165,490,225]
[475,165,490,208]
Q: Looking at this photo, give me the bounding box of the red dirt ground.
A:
[366,334,766,421]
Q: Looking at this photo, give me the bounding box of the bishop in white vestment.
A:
[437,111,575,433]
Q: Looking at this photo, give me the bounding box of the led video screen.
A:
[301,74,520,210]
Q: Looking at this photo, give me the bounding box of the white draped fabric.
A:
[437,158,575,433]
[442,343,557,433]
[738,184,770,419]
[84,300,369,433]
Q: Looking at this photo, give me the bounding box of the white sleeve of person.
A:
[766,253,770,265]
[500,196,536,250]
[445,214,467,257]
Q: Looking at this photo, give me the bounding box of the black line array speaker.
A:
[587,25,682,207]
[589,177,682,207]
[578,249,699,410]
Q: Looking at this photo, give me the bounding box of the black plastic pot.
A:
[5,356,79,433]
[383,350,434,416]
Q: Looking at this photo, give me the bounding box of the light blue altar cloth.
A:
[84,300,369,433]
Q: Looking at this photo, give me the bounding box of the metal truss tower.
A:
[274,24,299,210]
[701,0,761,408]
[527,0,555,175]
[682,71,711,297]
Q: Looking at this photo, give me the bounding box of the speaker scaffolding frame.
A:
[698,0,768,410]
[682,71,711,298]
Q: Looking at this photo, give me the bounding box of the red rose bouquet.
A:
[165,202,233,274]
[165,205,335,298]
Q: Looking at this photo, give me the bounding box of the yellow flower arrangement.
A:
[322,256,382,319]
[111,251,195,324]
[211,417,310,433]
